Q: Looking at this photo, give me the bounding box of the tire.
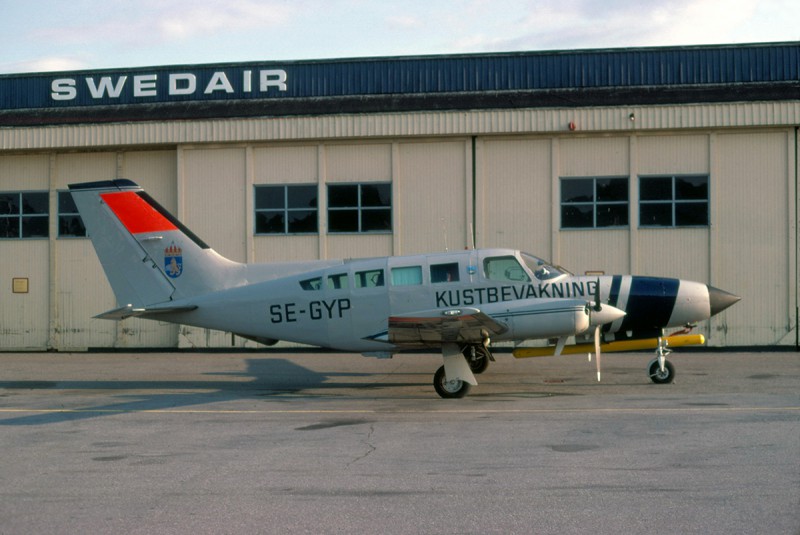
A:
[463,346,490,374]
[649,359,675,384]
[433,365,471,398]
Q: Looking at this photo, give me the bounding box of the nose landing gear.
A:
[647,336,675,384]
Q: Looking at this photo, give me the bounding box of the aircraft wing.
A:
[382,307,509,345]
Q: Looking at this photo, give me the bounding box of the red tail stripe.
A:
[101,191,178,234]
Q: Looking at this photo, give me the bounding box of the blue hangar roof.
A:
[1,42,797,126]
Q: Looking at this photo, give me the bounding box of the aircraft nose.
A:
[589,304,626,326]
[707,285,741,316]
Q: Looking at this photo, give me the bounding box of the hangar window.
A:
[254,185,318,234]
[639,176,709,227]
[0,191,49,239]
[58,191,87,238]
[560,177,629,229]
[328,183,392,233]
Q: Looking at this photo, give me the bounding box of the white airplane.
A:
[69,180,740,398]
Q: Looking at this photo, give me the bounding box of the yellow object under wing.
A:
[512,334,706,358]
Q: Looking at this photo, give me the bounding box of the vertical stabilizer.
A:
[69,180,244,308]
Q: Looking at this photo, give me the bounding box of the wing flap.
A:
[387,307,508,345]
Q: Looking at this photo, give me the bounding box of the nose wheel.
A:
[648,336,675,384]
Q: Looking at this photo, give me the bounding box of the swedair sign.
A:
[50,69,288,102]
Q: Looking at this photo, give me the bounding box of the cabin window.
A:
[639,175,709,227]
[561,177,629,229]
[327,183,392,233]
[254,184,318,234]
[299,277,322,291]
[391,266,423,286]
[58,191,86,238]
[0,191,49,239]
[355,269,385,288]
[483,256,530,283]
[327,273,349,290]
[430,262,459,283]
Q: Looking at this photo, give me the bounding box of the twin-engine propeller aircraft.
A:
[69,180,740,398]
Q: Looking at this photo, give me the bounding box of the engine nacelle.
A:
[482,299,592,341]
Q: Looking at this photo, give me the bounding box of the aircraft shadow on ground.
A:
[0,358,421,426]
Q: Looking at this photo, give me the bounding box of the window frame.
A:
[639,175,709,228]
[57,190,87,238]
[560,176,629,229]
[254,184,318,235]
[0,190,50,240]
[327,182,392,234]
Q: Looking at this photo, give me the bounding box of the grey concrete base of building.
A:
[1,350,797,534]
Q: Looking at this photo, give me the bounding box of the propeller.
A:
[586,279,613,382]
[593,325,602,382]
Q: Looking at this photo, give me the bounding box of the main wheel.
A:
[433,365,471,398]
[648,359,675,384]
[463,346,489,374]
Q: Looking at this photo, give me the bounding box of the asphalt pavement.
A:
[0,350,798,534]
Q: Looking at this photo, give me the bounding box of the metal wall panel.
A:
[326,143,392,183]
[181,147,247,261]
[3,43,796,110]
[558,231,630,276]
[478,138,552,253]
[326,234,392,259]
[715,131,790,345]
[54,240,115,350]
[637,134,709,175]
[560,136,629,177]
[396,140,468,255]
[254,144,318,184]
[0,153,49,189]
[0,242,49,349]
[1,101,799,151]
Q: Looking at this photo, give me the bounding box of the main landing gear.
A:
[647,336,675,384]
[433,365,471,399]
[433,342,494,399]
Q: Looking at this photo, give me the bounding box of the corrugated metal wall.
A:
[3,42,797,109]
[0,109,797,349]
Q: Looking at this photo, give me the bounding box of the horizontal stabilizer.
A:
[95,304,198,321]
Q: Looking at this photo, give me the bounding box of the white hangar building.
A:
[0,42,798,351]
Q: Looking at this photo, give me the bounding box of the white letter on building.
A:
[51,78,77,101]
[260,69,288,91]
[204,72,234,94]
[86,76,128,99]
[133,74,157,97]
[169,73,196,95]
[243,70,252,93]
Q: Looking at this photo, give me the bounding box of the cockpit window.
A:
[520,253,568,281]
[483,256,531,283]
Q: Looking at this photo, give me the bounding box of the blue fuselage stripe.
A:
[620,277,679,332]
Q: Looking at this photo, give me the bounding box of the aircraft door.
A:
[332,259,390,349]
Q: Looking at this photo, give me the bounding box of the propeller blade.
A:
[593,278,602,312]
[594,326,602,382]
